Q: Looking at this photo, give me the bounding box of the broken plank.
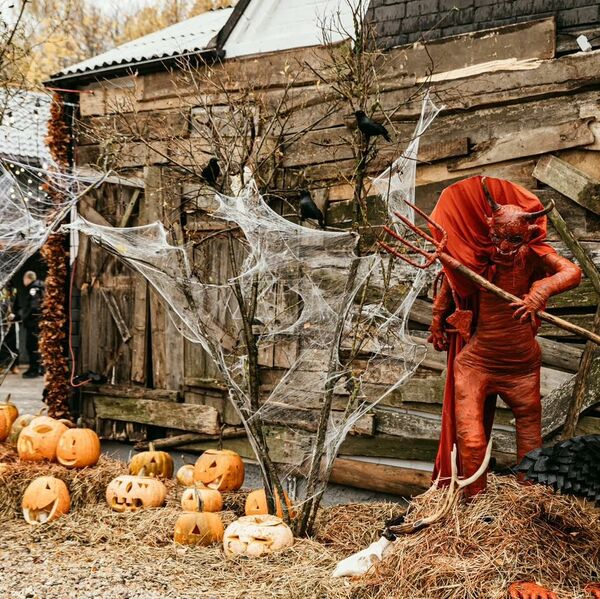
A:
[86,384,179,401]
[92,396,221,434]
[449,120,595,171]
[533,155,600,215]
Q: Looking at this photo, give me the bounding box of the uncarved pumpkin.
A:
[181,487,223,513]
[176,464,195,487]
[0,396,18,426]
[22,476,70,524]
[56,428,101,468]
[129,445,174,479]
[245,488,295,519]
[106,475,167,512]
[8,414,35,445]
[174,512,224,546]
[0,412,11,442]
[223,515,294,557]
[17,417,68,462]
[193,449,244,492]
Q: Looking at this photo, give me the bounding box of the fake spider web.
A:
[0,158,107,365]
[67,94,441,505]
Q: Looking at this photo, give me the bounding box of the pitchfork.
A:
[379,201,600,345]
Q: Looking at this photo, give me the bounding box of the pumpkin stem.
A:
[3,393,12,405]
[148,442,155,452]
[218,424,226,451]
[139,466,147,477]
[194,487,204,512]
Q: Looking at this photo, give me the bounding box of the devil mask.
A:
[482,177,553,259]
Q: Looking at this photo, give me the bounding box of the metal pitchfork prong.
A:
[379,201,448,269]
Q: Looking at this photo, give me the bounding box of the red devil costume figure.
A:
[426,176,581,496]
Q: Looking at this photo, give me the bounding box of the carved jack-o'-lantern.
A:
[176,464,195,487]
[56,428,101,468]
[223,515,294,557]
[0,396,18,427]
[174,512,224,546]
[181,487,223,513]
[17,416,68,462]
[245,489,295,519]
[106,474,167,512]
[22,476,70,524]
[8,413,35,445]
[193,449,244,492]
[129,444,174,479]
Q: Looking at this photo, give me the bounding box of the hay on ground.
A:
[357,475,600,599]
[0,443,127,518]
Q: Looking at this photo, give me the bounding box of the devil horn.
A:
[481,177,500,212]
[525,199,555,221]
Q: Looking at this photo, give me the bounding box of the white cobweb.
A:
[66,93,441,513]
[0,158,108,364]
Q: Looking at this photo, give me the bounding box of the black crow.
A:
[298,191,325,229]
[200,157,220,186]
[355,110,391,142]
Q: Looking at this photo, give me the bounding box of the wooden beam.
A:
[533,155,600,216]
[86,384,178,401]
[330,458,431,497]
[92,396,221,434]
[133,428,245,450]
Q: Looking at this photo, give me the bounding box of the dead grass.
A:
[2,443,599,599]
[356,475,600,599]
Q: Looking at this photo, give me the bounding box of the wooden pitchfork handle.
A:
[438,251,600,345]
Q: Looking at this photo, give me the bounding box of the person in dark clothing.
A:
[0,286,19,373]
[21,271,44,378]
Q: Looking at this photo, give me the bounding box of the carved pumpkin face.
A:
[129,448,174,479]
[22,476,70,524]
[223,515,294,557]
[106,475,167,512]
[193,449,244,492]
[8,414,35,445]
[174,512,224,546]
[176,464,195,487]
[17,417,68,462]
[56,428,101,469]
[181,487,223,513]
[245,489,295,519]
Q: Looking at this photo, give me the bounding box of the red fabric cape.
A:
[428,176,556,483]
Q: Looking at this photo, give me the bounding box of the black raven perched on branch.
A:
[517,434,600,504]
[200,157,220,186]
[298,190,325,229]
[355,110,391,142]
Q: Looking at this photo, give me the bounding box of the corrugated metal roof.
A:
[54,7,233,79]
[224,0,362,58]
[0,90,52,164]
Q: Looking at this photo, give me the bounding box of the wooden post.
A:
[542,196,600,439]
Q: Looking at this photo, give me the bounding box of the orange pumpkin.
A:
[0,396,18,426]
[0,411,11,442]
[176,464,195,487]
[8,413,35,445]
[22,476,70,524]
[56,428,101,468]
[174,512,224,546]
[17,416,68,462]
[193,449,244,492]
[106,474,167,512]
[129,444,174,478]
[181,487,223,513]
[245,488,295,519]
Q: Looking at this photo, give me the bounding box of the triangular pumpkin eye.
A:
[45,483,52,490]
[192,524,202,535]
[209,461,217,468]
[150,457,157,463]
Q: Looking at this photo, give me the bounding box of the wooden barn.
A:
[46,0,600,496]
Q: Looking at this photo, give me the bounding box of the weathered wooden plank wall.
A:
[74,16,600,489]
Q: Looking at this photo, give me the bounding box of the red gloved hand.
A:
[428,315,449,351]
[510,286,548,323]
[508,582,558,599]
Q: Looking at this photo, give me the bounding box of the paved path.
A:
[0,368,45,414]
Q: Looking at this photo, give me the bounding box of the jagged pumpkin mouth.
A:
[23,499,58,524]
[206,474,223,489]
